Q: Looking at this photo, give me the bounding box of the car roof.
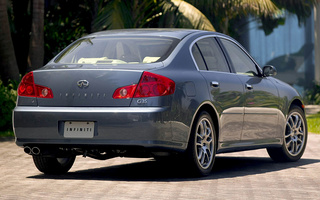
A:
[85,28,218,40]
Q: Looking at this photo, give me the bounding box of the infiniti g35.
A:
[13,29,307,176]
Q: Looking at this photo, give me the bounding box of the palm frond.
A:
[272,0,320,23]
[160,0,215,31]
[92,0,133,31]
[133,0,162,28]
[92,0,162,31]
[240,0,280,16]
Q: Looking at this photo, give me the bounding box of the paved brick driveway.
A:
[1,134,320,200]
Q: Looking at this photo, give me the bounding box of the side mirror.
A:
[263,65,277,77]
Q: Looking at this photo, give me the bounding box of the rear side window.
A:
[195,38,230,72]
[55,37,179,64]
[220,39,258,76]
[192,45,207,70]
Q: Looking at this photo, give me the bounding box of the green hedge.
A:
[0,80,18,132]
[305,83,320,105]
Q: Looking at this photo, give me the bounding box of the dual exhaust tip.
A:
[24,146,40,155]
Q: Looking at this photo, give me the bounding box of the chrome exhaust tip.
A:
[24,146,32,155]
[31,147,41,155]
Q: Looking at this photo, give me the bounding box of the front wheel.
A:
[267,105,307,162]
[186,111,216,176]
[33,155,76,174]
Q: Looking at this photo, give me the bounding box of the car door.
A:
[191,37,245,143]
[219,38,280,141]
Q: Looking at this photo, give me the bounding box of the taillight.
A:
[134,72,175,97]
[18,72,53,98]
[112,84,137,99]
[113,72,175,99]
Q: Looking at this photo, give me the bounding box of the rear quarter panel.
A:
[149,35,211,144]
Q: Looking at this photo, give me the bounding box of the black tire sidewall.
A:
[33,155,76,174]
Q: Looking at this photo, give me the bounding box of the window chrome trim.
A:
[189,34,263,75]
[189,35,218,72]
[215,35,263,75]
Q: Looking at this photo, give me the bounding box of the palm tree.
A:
[186,0,320,35]
[28,0,44,71]
[1,0,319,85]
[0,0,19,82]
[91,0,215,32]
[91,0,319,37]
[159,0,215,31]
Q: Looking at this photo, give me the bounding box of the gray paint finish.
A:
[14,29,305,159]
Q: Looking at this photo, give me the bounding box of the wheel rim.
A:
[195,118,214,169]
[285,112,305,156]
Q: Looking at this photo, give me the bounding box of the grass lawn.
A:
[307,112,320,134]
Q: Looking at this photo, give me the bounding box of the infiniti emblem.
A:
[77,80,89,88]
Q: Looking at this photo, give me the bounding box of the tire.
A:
[267,105,308,162]
[33,155,76,174]
[185,111,216,176]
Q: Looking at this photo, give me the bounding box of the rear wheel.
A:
[267,105,307,162]
[33,155,76,174]
[186,111,216,176]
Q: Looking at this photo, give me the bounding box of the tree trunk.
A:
[91,0,99,32]
[0,0,20,83]
[27,0,44,71]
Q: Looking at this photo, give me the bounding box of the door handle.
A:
[211,81,220,87]
[246,84,253,90]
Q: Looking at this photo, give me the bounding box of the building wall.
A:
[244,11,315,95]
[315,4,320,83]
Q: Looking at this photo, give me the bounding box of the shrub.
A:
[0,80,18,131]
[304,82,320,105]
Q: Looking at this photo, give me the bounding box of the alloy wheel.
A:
[285,112,306,156]
[195,118,214,169]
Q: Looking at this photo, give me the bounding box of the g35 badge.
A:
[137,99,148,104]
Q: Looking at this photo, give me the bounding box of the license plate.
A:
[64,121,94,138]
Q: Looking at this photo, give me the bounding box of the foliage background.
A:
[0,0,319,134]
[0,80,17,131]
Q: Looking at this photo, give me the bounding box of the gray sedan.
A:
[13,29,307,176]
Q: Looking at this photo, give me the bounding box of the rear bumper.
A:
[13,106,188,151]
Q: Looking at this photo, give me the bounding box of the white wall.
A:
[246,12,315,94]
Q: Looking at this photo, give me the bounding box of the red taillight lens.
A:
[18,72,35,96]
[112,72,175,99]
[18,72,53,98]
[112,84,137,99]
[134,72,175,98]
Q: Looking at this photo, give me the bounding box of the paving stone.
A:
[1,134,320,200]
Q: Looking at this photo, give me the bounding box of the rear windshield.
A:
[54,36,180,64]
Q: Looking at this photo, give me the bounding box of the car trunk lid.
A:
[33,68,144,107]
